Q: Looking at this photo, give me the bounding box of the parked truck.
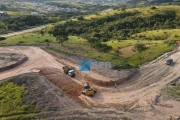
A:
[62,66,75,77]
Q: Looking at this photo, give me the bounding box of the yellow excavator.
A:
[82,82,96,96]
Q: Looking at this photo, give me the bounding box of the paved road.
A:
[0,26,46,37]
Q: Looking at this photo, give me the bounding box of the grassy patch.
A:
[67,36,88,44]
[49,41,95,57]
[84,5,180,20]
[126,5,180,17]
[85,51,125,64]
[106,40,161,51]
[132,29,180,40]
[0,82,39,119]
[127,42,174,67]
[167,84,180,101]
[0,32,86,46]
[0,32,56,46]
[6,11,21,16]
[105,40,175,67]
[1,4,180,69]
[0,31,176,68]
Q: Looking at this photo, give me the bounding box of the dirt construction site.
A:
[0,46,180,120]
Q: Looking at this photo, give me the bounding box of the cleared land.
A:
[0,46,180,119]
[0,53,28,72]
[0,5,180,120]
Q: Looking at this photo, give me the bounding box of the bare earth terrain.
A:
[0,46,180,120]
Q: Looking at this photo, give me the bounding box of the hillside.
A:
[47,5,180,68]
[0,44,180,120]
[52,5,180,41]
[1,4,180,120]
[126,0,180,6]
[0,5,180,68]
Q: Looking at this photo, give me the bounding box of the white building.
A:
[31,12,39,15]
[0,11,7,16]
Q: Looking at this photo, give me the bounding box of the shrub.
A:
[174,34,179,38]
[113,64,133,69]
[92,42,112,52]
[164,40,176,46]
[134,43,147,52]
[0,37,6,41]
[18,41,25,43]
[44,39,50,43]
[77,16,84,20]
[150,6,157,9]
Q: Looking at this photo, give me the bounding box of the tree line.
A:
[0,15,59,34]
[50,9,179,52]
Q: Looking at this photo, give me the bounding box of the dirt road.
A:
[0,26,46,37]
[0,46,180,119]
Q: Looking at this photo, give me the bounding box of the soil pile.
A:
[0,53,27,72]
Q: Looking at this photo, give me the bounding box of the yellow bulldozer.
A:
[81,82,96,96]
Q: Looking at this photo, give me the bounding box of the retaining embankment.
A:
[42,48,137,86]
[0,54,28,72]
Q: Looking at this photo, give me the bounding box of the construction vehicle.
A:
[82,82,96,96]
[165,58,173,65]
[62,66,75,77]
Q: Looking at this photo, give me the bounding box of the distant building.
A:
[0,11,7,17]
[31,12,39,15]
[66,8,71,12]
[72,8,77,11]
[43,5,78,12]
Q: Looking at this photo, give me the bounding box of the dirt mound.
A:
[2,72,138,120]
[0,53,28,72]
[39,67,86,106]
[0,68,174,120]
[9,72,81,112]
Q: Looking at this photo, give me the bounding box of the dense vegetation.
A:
[0,5,179,69]
[0,1,115,34]
[0,81,38,119]
[0,15,59,34]
[47,6,179,68]
[45,2,114,20]
[51,9,179,42]
[127,0,180,6]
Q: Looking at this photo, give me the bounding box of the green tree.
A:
[50,27,69,46]
[121,6,126,11]
[164,40,176,46]
[40,30,44,36]
[77,16,84,20]
[0,4,7,10]
[44,39,50,47]
[134,43,147,52]
[88,37,99,46]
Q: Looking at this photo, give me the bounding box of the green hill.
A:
[126,0,180,6]
[1,5,180,69]
[47,5,180,68]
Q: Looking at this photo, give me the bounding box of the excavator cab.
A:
[82,83,96,96]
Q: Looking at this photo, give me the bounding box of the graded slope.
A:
[0,46,180,119]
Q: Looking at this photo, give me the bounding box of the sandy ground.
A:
[0,46,180,119]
